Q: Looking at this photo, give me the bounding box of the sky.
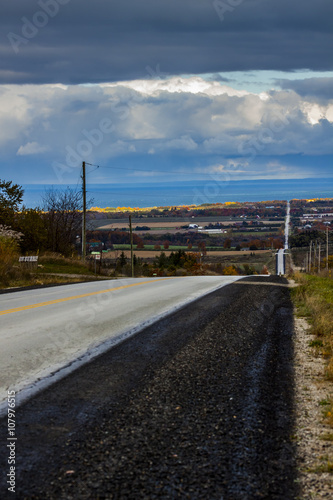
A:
[0,0,332,188]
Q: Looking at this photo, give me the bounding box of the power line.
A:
[86,164,100,174]
[85,162,218,177]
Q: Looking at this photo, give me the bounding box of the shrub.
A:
[0,234,21,286]
[222,265,238,276]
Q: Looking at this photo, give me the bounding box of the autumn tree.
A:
[197,241,207,256]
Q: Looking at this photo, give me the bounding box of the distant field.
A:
[106,249,271,259]
[112,244,254,251]
[232,230,280,237]
[93,218,283,231]
[113,244,189,251]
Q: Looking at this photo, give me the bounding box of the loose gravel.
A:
[0,276,297,499]
[294,316,333,498]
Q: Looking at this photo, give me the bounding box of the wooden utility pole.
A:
[82,161,86,260]
[129,214,134,278]
[318,242,321,273]
[309,240,312,273]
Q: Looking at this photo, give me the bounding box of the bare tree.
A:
[43,187,83,256]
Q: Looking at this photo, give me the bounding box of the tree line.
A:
[0,179,83,255]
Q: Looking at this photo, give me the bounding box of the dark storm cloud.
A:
[1,0,332,84]
[276,78,333,101]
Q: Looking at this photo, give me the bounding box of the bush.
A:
[0,235,21,286]
[222,265,238,276]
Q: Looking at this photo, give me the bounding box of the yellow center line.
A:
[0,278,175,317]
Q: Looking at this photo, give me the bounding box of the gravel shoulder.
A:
[294,316,333,499]
[0,276,297,499]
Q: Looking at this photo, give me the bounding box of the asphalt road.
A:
[0,276,241,415]
[276,201,290,275]
[277,249,285,275]
[285,201,290,250]
[0,276,297,499]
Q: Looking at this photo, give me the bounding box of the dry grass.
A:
[292,271,333,425]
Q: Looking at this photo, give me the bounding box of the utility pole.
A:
[318,242,321,274]
[309,240,312,273]
[82,161,86,260]
[129,214,134,278]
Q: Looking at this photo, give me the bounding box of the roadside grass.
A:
[3,274,93,289]
[37,252,95,275]
[308,456,333,474]
[0,252,101,290]
[292,272,333,427]
[320,433,333,442]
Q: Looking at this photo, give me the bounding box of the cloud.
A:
[17,142,50,156]
[276,77,333,100]
[0,75,332,184]
[1,0,332,84]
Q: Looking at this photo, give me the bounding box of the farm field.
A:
[92,218,283,231]
[106,249,272,259]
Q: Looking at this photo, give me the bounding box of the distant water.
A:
[22,178,333,209]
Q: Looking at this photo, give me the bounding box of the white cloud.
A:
[17,142,49,156]
[103,76,253,98]
[301,102,333,125]
[0,74,332,183]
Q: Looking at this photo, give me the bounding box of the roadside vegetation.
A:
[37,253,97,276]
[0,248,99,290]
[292,272,333,426]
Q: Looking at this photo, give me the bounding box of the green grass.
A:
[232,230,279,237]
[309,339,324,348]
[113,244,194,251]
[37,254,95,275]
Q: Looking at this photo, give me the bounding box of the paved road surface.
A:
[0,276,241,414]
[285,201,290,250]
[277,248,285,275]
[0,276,297,499]
[276,201,290,275]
